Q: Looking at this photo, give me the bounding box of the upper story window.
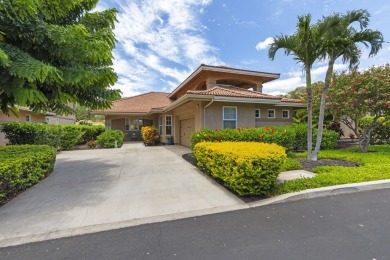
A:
[268,109,275,118]
[282,110,290,119]
[165,115,172,135]
[255,109,260,118]
[223,106,237,129]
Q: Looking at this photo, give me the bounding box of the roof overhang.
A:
[168,65,280,98]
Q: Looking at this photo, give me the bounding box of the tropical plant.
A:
[312,9,383,158]
[327,65,390,152]
[0,0,121,115]
[141,126,159,145]
[269,14,322,160]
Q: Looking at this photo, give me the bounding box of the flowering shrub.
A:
[193,142,286,196]
[190,124,338,151]
[141,126,159,145]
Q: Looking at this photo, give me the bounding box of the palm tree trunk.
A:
[305,68,313,160]
[313,59,334,160]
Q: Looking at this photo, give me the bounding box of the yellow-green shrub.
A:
[193,142,286,196]
[0,145,56,203]
[141,126,159,145]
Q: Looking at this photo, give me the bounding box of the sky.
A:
[96,0,390,97]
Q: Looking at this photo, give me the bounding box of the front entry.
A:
[180,118,195,147]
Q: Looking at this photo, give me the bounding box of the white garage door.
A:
[180,118,195,147]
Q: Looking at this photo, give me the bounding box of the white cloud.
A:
[263,77,303,95]
[109,0,220,96]
[256,37,274,51]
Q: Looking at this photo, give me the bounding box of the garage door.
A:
[180,118,195,147]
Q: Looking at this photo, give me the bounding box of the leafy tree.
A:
[0,0,121,115]
[269,15,321,160]
[327,65,390,152]
[74,104,104,122]
[312,10,383,159]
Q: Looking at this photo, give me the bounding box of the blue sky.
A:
[96,0,390,97]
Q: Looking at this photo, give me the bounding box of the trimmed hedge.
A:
[60,125,83,150]
[1,122,63,148]
[1,122,106,149]
[193,142,286,196]
[190,124,339,151]
[96,130,124,148]
[0,145,56,203]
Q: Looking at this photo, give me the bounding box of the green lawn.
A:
[275,145,390,194]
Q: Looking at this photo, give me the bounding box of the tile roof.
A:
[94,92,172,113]
[187,85,303,103]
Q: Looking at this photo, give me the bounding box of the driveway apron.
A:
[0,143,244,246]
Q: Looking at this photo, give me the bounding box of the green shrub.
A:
[193,142,286,196]
[280,157,302,172]
[190,124,338,151]
[1,122,62,148]
[96,130,124,148]
[370,117,390,144]
[60,125,83,150]
[0,145,56,202]
[76,125,105,144]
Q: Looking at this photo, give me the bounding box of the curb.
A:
[1,179,390,248]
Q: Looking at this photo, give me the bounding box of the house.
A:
[0,107,76,145]
[92,65,305,147]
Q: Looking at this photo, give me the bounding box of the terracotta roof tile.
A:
[94,92,172,113]
[187,85,281,100]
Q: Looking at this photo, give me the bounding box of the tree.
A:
[74,104,104,122]
[312,10,383,159]
[327,65,390,152]
[0,0,121,115]
[269,15,321,160]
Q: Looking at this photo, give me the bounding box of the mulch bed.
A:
[295,158,360,171]
[183,153,360,172]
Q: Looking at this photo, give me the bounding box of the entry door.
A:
[180,118,195,147]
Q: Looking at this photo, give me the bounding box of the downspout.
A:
[203,98,214,128]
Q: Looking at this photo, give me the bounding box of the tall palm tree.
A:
[312,9,384,160]
[269,15,321,160]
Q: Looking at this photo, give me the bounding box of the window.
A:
[159,116,163,134]
[45,117,50,124]
[55,118,60,124]
[125,118,143,131]
[223,106,237,129]
[268,109,275,118]
[165,115,172,135]
[282,110,289,119]
[255,109,260,118]
[25,114,31,122]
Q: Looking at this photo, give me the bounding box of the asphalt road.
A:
[1,188,390,260]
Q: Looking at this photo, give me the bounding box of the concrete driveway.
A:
[0,142,246,247]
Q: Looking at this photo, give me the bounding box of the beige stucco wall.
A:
[254,105,293,127]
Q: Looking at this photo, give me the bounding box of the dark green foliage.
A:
[76,125,105,144]
[1,122,105,149]
[96,130,124,148]
[190,124,339,151]
[371,118,390,144]
[60,125,83,150]
[0,145,56,202]
[1,122,62,148]
[0,0,121,114]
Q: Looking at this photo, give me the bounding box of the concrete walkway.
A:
[0,143,245,247]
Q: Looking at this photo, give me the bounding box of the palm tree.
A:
[269,15,321,160]
[312,9,384,160]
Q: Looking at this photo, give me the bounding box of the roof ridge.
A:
[114,91,170,103]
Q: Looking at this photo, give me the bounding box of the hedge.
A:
[193,142,286,196]
[0,122,105,149]
[0,145,56,203]
[96,130,124,148]
[190,124,339,151]
[1,122,62,148]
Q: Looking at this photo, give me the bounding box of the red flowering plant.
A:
[327,64,390,152]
